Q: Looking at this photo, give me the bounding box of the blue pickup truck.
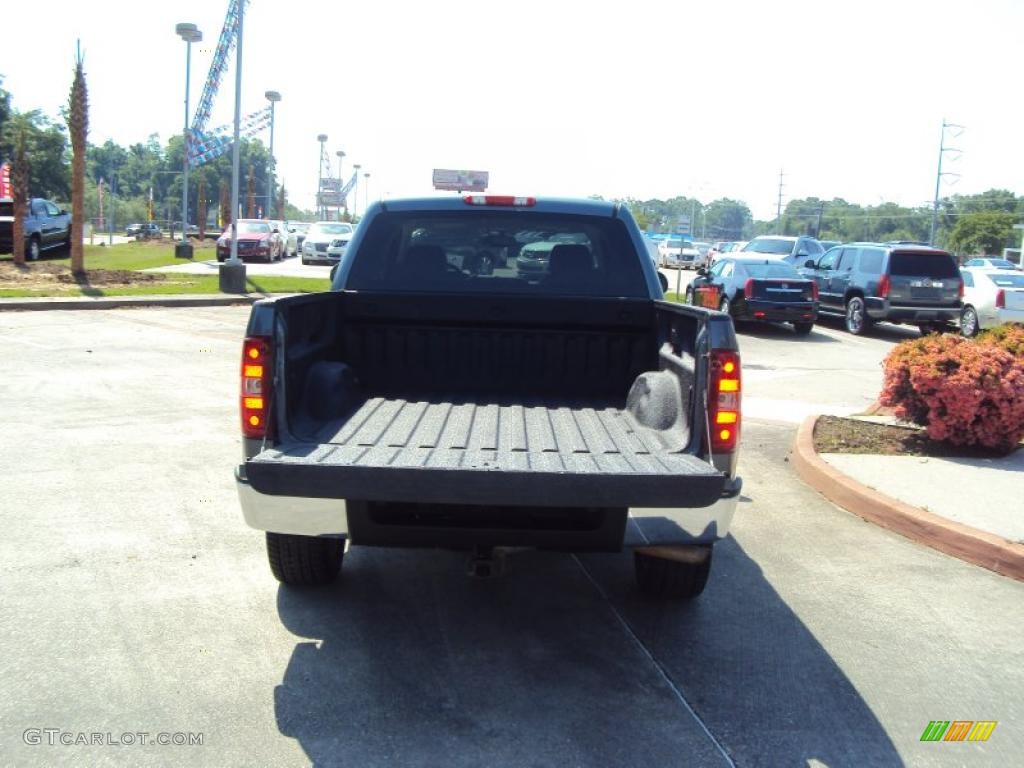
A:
[234,195,743,599]
[0,197,72,259]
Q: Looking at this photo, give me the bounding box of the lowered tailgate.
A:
[245,398,726,508]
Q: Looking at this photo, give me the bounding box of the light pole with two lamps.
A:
[175,22,202,259]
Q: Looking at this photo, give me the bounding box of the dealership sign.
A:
[432,169,489,192]
[0,162,11,198]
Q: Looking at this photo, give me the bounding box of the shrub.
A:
[977,323,1024,357]
[880,332,1024,453]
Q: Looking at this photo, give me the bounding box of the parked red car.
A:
[216,219,285,262]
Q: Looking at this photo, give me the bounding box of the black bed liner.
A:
[245,397,725,508]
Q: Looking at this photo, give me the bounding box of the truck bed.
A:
[245,395,725,508]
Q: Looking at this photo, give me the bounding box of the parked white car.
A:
[301,221,355,265]
[268,220,298,258]
[959,267,1024,336]
[963,257,1022,271]
[657,238,701,268]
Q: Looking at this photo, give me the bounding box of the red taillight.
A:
[709,350,741,453]
[241,336,273,439]
[463,195,536,207]
[877,274,890,298]
[744,278,754,299]
[996,289,1005,309]
[810,281,819,301]
[460,196,532,208]
[959,279,965,301]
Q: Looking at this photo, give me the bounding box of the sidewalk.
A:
[792,414,1024,581]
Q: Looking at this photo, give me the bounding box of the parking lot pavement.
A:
[145,254,332,279]
[1,307,1021,766]
[734,314,919,423]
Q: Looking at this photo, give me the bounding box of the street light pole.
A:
[219,1,246,292]
[316,134,328,219]
[175,22,202,259]
[364,172,370,213]
[264,91,281,219]
[352,164,361,219]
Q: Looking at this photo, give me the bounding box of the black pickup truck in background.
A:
[0,197,72,260]
[235,196,743,599]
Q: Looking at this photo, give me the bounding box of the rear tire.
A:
[845,296,870,335]
[793,321,814,336]
[657,272,669,293]
[635,547,712,599]
[960,306,979,337]
[266,532,344,586]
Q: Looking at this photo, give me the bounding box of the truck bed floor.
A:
[246,397,724,508]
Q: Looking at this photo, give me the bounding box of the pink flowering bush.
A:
[880,329,1024,453]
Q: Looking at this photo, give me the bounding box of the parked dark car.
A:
[687,255,819,335]
[0,197,71,260]
[126,222,162,240]
[799,242,962,335]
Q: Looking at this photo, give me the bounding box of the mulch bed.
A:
[812,415,1015,459]
[0,264,165,288]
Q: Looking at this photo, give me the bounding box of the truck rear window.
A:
[345,210,648,297]
[890,251,959,278]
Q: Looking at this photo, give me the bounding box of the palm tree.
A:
[197,176,206,240]
[246,165,255,218]
[11,130,28,266]
[67,43,89,274]
[276,184,286,220]
[219,180,230,229]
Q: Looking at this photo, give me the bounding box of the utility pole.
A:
[929,119,964,246]
[316,134,328,219]
[815,202,824,238]
[776,169,785,234]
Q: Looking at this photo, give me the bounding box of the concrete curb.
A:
[792,414,1024,582]
[0,294,263,311]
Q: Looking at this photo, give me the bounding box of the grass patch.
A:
[0,241,329,297]
[0,240,211,271]
[0,271,328,298]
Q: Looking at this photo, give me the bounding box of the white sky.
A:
[2,0,1022,220]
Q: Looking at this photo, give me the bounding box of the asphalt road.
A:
[0,306,1020,767]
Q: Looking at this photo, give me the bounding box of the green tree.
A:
[0,110,69,200]
[703,198,751,240]
[948,211,1016,256]
[0,76,11,147]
